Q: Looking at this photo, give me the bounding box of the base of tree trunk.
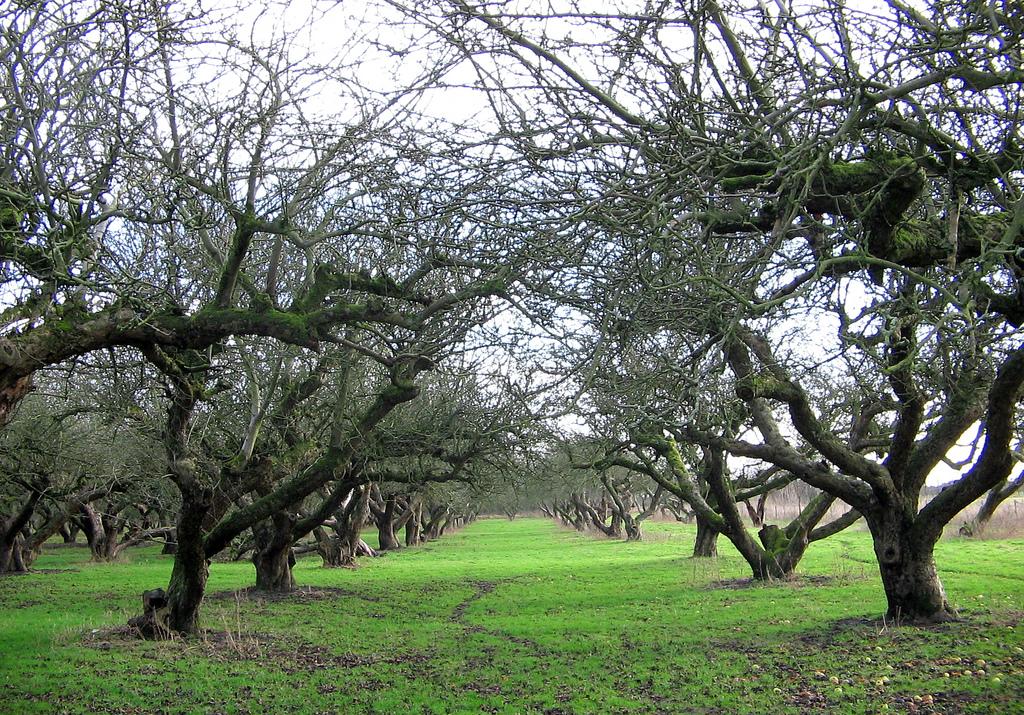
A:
[693,521,719,558]
[253,548,296,592]
[748,560,795,581]
[880,563,957,623]
[0,538,28,573]
[377,528,401,551]
[317,538,354,568]
[875,537,955,623]
[163,542,209,636]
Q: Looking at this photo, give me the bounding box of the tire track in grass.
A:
[448,578,548,651]
[446,579,584,712]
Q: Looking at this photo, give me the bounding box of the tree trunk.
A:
[0,489,42,573]
[95,511,123,561]
[252,513,297,591]
[404,505,422,546]
[314,526,353,568]
[253,545,296,591]
[426,514,449,540]
[869,517,953,622]
[961,498,999,538]
[311,484,371,568]
[355,538,378,558]
[162,490,212,636]
[79,504,110,561]
[10,534,27,572]
[701,447,793,580]
[0,536,15,573]
[0,533,27,573]
[377,496,401,551]
[59,523,77,544]
[570,501,587,531]
[743,493,768,528]
[424,506,449,540]
[317,538,350,567]
[623,514,643,541]
[692,514,719,558]
[579,495,618,537]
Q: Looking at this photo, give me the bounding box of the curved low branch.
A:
[809,507,862,542]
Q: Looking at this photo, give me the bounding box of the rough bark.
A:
[404,503,422,546]
[868,515,953,622]
[574,493,621,537]
[164,489,212,635]
[251,512,297,592]
[375,494,402,551]
[312,483,372,568]
[135,351,428,636]
[80,504,123,562]
[13,486,110,570]
[0,489,41,573]
[605,479,662,542]
[694,447,792,579]
[314,526,351,567]
[693,515,719,558]
[423,505,450,540]
[253,545,296,591]
[623,517,643,541]
[0,533,26,573]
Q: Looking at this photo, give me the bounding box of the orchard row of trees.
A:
[405,0,1024,622]
[0,0,540,635]
[2,0,1023,631]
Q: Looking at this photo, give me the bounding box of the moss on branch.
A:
[291,265,430,315]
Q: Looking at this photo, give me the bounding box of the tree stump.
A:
[127,588,171,639]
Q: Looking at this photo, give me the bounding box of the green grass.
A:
[2,518,1023,714]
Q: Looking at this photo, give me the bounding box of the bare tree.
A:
[392,0,1024,620]
[1,0,544,635]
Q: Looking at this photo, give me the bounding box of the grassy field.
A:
[1,518,1023,714]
